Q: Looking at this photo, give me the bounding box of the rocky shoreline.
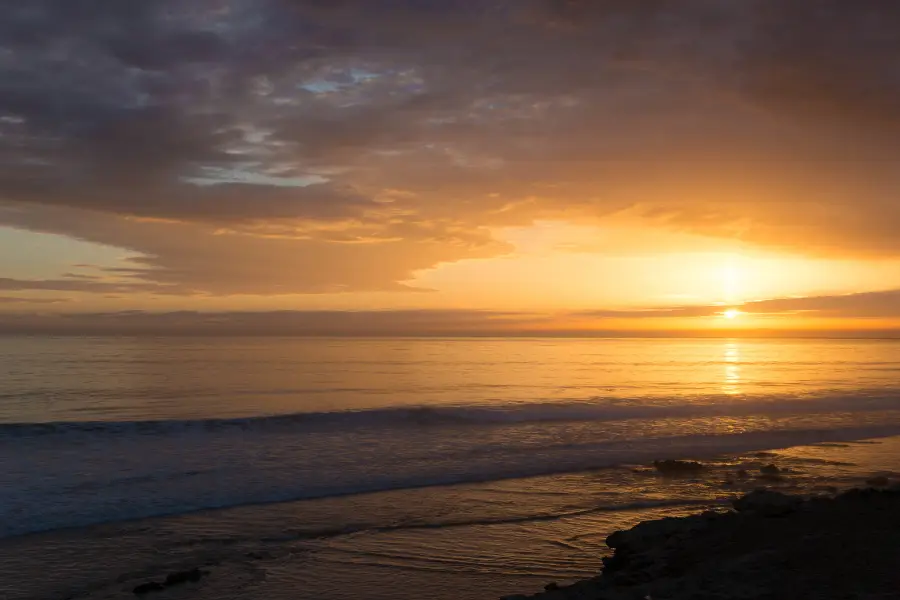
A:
[505,483,900,600]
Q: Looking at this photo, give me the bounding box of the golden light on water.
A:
[723,341,741,395]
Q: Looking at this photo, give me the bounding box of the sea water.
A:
[2,337,900,599]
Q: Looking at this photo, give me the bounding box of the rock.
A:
[506,485,900,599]
[133,581,164,595]
[760,464,781,475]
[866,476,890,487]
[736,469,750,479]
[164,567,208,586]
[544,582,560,591]
[652,460,705,475]
[732,490,801,516]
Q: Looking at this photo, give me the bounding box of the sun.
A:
[723,309,742,320]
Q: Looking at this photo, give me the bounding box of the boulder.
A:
[653,460,705,475]
[760,464,781,475]
[732,490,800,516]
[133,582,164,595]
[164,568,208,586]
[866,476,889,487]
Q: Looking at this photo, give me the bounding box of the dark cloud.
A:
[743,0,900,130]
[7,182,377,223]
[1,0,900,295]
[0,276,172,294]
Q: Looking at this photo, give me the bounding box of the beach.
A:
[3,436,900,600]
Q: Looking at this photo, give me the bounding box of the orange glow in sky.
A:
[2,1,900,337]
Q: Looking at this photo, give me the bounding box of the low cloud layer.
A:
[2,1,900,296]
[4,288,900,336]
[0,296,70,304]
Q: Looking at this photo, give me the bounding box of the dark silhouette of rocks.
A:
[164,568,207,586]
[132,582,164,595]
[132,567,209,595]
[652,459,705,475]
[506,485,900,599]
[732,489,801,516]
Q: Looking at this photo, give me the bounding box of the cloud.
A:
[741,290,900,319]
[0,295,70,304]
[577,289,900,320]
[0,275,169,294]
[4,289,900,336]
[0,309,551,336]
[2,0,900,296]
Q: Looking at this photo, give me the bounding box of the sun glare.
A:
[723,309,742,320]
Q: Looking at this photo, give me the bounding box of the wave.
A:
[5,422,900,539]
[219,498,723,547]
[4,389,900,439]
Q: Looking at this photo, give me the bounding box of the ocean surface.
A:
[3,336,900,599]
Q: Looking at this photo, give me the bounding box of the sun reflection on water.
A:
[723,341,741,395]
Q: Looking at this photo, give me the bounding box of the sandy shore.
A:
[507,483,900,600]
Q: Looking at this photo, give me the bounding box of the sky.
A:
[1,0,900,336]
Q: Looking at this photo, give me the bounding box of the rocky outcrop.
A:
[652,459,705,475]
[507,485,900,600]
[731,489,801,516]
[132,567,209,595]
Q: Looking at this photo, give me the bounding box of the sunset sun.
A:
[723,309,742,320]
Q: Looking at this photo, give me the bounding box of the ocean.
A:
[3,336,900,599]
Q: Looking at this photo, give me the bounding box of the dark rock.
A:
[736,469,750,479]
[508,485,900,599]
[866,476,890,487]
[760,464,781,475]
[544,582,560,591]
[653,459,705,475]
[133,581,164,595]
[733,489,800,516]
[164,568,208,587]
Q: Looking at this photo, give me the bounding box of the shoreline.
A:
[8,423,900,540]
[3,436,900,600]
[508,483,900,600]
